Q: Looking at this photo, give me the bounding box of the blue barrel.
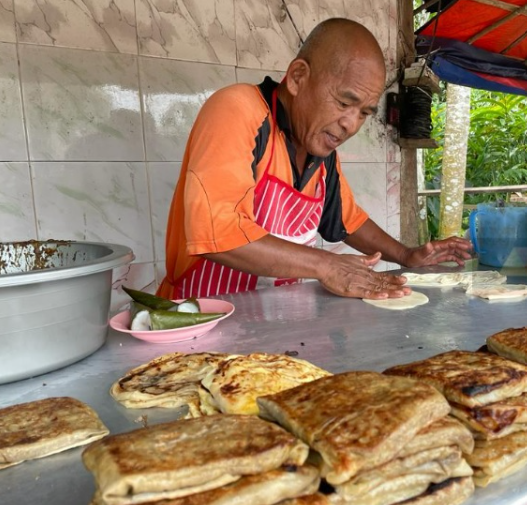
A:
[469,203,527,268]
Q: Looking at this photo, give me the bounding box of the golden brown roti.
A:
[278,494,330,505]
[487,327,527,364]
[398,416,474,457]
[201,352,331,415]
[384,350,527,407]
[90,465,320,505]
[450,393,527,439]
[82,414,309,505]
[397,477,475,505]
[466,430,527,487]
[257,371,450,485]
[110,352,231,417]
[0,397,108,469]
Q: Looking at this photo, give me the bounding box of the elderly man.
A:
[158,18,471,300]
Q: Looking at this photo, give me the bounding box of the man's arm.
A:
[203,234,411,299]
[345,218,473,267]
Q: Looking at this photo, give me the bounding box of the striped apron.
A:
[174,90,326,298]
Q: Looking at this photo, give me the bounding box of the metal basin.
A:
[0,240,134,384]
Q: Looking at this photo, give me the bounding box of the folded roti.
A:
[465,430,527,487]
[0,397,109,470]
[278,494,330,505]
[396,477,475,505]
[334,447,472,500]
[110,352,231,417]
[82,414,309,505]
[450,394,527,439]
[487,327,527,364]
[398,417,474,457]
[384,350,527,407]
[257,371,450,485]
[90,465,320,505]
[201,353,331,415]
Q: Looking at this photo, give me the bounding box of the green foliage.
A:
[423,88,527,239]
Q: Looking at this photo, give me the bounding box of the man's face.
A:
[290,57,385,157]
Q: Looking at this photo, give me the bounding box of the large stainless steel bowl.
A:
[0,240,134,384]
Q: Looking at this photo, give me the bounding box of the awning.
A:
[415,0,527,95]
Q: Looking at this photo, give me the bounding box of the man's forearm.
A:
[344,218,410,266]
[202,234,332,280]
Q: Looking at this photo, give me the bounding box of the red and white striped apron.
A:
[174,89,326,298]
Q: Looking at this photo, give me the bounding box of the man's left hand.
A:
[403,237,473,267]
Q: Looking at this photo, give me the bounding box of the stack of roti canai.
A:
[257,371,475,505]
[385,350,527,487]
[83,414,320,505]
[110,351,331,418]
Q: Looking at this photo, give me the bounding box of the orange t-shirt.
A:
[157,78,368,298]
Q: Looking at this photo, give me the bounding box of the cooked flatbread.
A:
[487,327,527,364]
[384,350,527,408]
[0,397,108,469]
[397,477,475,505]
[466,430,527,486]
[335,446,472,500]
[110,352,231,417]
[90,465,320,505]
[201,352,331,415]
[82,414,309,505]
[278,494,330,505]
[398,417,474,457]
[450,393,527,439]
[257,371,450,485]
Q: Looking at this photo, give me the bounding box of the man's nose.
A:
[338,109,363,138]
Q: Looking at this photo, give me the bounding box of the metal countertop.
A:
[1,269,527,505]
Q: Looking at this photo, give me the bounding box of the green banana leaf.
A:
[123,286,178,311]
[149,310,226,331]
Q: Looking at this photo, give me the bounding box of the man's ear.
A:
[286,59,310,97]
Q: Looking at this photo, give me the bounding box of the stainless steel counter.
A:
[1,270,527,505]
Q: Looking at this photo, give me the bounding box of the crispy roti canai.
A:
[396,477,475,505]
[278,494,330,505]
[465,430,527,487]
[384,350,527,408]
[110,352,231,417]
[89,465,320,505]
[487,327,527,364]
[257,371,450,485]
[450,393,527,439]
[0,397,109,470]
[82,414,309,505]
[201,352,331,415]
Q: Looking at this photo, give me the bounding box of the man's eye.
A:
[338,100,349,108]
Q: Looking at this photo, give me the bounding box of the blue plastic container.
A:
[469,203,527,268]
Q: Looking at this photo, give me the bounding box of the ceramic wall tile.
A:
[235,0,300,70]
[0,43,26,161]
[19,45,144,161]
[340,162,387,230]
[337,116,387,164]
[0,162,37,241]
[111,261,156,312]
[236,67,284,85]
[140,57,236,161]
[14,0,138,54]
[154,261,166,288]
[148,161,181,262]
[31,162,154,263]
[0,0,15,42]
[136,0,236,65]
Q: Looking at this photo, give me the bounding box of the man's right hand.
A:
[318,251,411,299]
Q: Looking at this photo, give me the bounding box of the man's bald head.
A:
[296,18,385,81]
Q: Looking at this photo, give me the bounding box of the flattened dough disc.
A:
[363,291,429,310]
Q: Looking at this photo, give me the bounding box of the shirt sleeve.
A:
[318,152,369,242]
[183,85,270,255]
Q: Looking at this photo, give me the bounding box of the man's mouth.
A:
[324,132,342,149]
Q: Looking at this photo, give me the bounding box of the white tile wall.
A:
[0,0,401,299]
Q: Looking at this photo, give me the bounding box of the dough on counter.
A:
[402,271,506,289]
[362,291,429,310]
[465,284,527,300]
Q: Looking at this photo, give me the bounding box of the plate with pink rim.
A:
[109,299,235,344]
